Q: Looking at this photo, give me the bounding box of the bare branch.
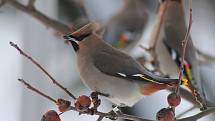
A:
[7,0,214,120]
[174,88,199,106]
[27,0,36,9]
[18,77,215,121]
[173,0,206,110]
[147,0,169,49]
[70,108,153,121]
[171,0,207,111]
[139,0,169,50]
[10,41,76,99]
[18,78,57,103]
[177,0,193,93]
[4,0,72,34]
[17,78,152,121]
[96,116,104,121]
[0,0,6,7]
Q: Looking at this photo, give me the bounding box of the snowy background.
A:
[0,0,214,121]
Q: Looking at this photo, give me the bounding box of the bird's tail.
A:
[155,77,179,87]
[140,78,179,96]
[157,77,190,87]
[136,73,180,87]
[163,79,179,86]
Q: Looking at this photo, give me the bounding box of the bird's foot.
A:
[107,110,118,120]
[111,105,122,113]
[90,92,102,111]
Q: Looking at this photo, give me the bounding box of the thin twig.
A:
[22,85,152,121]
[79,109,152,121]
[18,78,57,103]
[18,77,215,121]
[27,0,36,9]
[4,0,72,34]
[96,116,104,121]
[172,0,207,111]
[77,109,153,121]
[170,88,199,106]
[0,0,6,7]
[148,0,169,49]
[168,0,193,117]
[139,0,169,50]
[18,82,153,121]
[10,41,76,99]
[176,0,193,94]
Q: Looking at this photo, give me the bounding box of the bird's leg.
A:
[89,92,118,120]
[89,91,110,115]
[106,110,118,120]
[90,92,101,111]
[112,105,121,112]
[93,91,110,108]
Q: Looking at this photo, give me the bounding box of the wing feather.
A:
[93,49,175,84]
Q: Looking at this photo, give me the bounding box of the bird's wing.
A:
[93,49,177,85]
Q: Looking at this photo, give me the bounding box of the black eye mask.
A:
[63,33,91,52]
[63,34,90,41]
[69,40,79,52]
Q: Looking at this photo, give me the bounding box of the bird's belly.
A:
[77,61,143,107]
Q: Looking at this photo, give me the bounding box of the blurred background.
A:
[0,0,215,121]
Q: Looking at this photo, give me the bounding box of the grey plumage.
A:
[64,23,179,106]
[92,39,178,84]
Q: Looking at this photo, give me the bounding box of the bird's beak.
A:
[63,34,79,43]
[63,34,80,51]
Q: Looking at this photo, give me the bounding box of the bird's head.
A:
[63,22,99,52]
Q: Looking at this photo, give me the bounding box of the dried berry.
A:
[167,93,181,107]
[56,98,71,112]
[156,108,174,121]
[74,95,91,111]
[41,110,61,121]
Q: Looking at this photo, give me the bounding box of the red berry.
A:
[41,110,61,121]
[56,98,71,112]
[167,93,181,107]
[156,108,174,121]
[74,95,91,111]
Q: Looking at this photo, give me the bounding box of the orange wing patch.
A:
[140,83,169,96]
